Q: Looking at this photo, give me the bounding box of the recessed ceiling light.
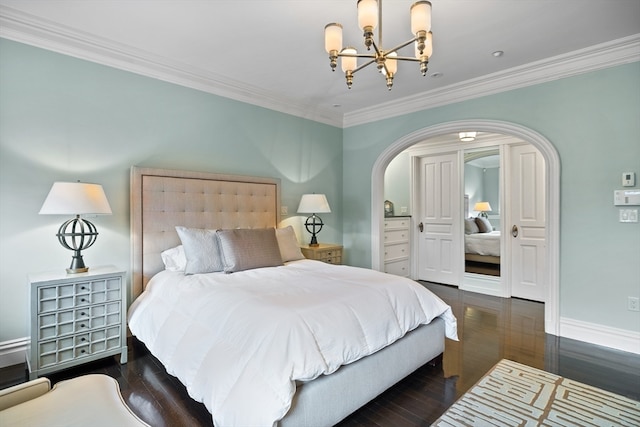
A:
[492,50,504,57]
[430,72,443,78]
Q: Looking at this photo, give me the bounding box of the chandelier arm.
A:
[337,52,377,59]
[352,58,377,74]
[391,56,421,62]
[383,38,419,58]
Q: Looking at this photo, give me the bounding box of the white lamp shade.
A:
[474,202,492,212]
[357,0,378,30]
[410,1,432,34]
[39,182,112,215]
[297,194,331,214]
[324,23,343,53]
[341,47,357,72]
[386,51,398,74]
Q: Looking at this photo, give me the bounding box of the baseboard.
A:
[560,317,640,355]
[460,273,507,298]
[0,337,27,368]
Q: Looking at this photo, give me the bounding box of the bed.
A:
[128,166,458,427]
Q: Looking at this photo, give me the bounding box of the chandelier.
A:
[324,0,433,90]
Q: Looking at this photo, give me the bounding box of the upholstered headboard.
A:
[130,167,280,300]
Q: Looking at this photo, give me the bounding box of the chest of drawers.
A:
[27,266,128,379]
[384,217,411,277]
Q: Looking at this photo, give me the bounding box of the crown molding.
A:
[1,6,637,129]
[344,34,640,128]
[0,6,343,127]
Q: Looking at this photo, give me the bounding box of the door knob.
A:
[418,222,424,232]
[511,224,519,237]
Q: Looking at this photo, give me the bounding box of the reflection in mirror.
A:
[464,148,501,277]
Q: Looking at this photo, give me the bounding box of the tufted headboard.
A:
[130,167,280,300]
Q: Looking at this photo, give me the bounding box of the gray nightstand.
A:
[27,265,128,379]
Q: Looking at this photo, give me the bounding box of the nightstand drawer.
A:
[300,244,344,265]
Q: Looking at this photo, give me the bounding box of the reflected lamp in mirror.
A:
[297,194,331,247]
[474,201,492,218]
[39,182,112,273]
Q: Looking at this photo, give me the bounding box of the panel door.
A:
[417,153,461,285]
[509,144,546,301]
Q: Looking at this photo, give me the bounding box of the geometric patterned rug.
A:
[431,359,640,426]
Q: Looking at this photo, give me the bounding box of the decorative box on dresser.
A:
[384,216,411,277]
[300,243,343,265]
[27,265,128,380]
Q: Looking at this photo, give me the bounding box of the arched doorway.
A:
[371,120,560,335]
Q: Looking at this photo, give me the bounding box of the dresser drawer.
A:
[384,218,410,230]
[384,229,409,243]
[384,259,410,277]
[384,242,409,261]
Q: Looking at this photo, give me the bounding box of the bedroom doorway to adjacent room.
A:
[410,137,546,302]
[372,120,560,335]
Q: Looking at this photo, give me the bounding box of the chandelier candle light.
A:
[297,194,331,247]
[325,0,433,90]
[39,181,112,273]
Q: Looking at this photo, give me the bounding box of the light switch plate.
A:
[622,172,635,187]
[619,209,638,223]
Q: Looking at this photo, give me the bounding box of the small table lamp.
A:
[297,194,331,247]
[39,182,112,273]
[474,201,492,218]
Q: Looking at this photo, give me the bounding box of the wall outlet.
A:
[629,297,640,312]
[281,206,288,216]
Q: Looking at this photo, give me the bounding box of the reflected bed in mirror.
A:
[464,147,501,276]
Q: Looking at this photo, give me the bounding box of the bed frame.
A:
[130,166,445,426]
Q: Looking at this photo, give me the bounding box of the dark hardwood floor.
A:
[2,282,639,426]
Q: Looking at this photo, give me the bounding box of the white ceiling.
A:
[1,0,639,127]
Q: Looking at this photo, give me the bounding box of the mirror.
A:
[464,148,501,276]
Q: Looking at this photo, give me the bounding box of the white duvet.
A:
[465,230,501,257]
[128,259,457,427]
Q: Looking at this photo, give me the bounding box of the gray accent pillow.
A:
[475,216,493,233]
[175,226,224,274]
[217,228,284,273]
[275,226,305,262]
[464,218,480,234]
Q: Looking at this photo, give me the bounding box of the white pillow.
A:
[160,245,187,271]
[175,226,225,274]
[275,226,305,262]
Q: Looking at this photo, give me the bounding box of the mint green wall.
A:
[0,39,343,342]
[384,151,411,215]
[344,62,640,333]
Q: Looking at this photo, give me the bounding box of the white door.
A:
[417,153,461,285]
[509,144,546,301]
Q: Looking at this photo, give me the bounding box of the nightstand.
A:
[300,243,343,265]
[27,265,128,380]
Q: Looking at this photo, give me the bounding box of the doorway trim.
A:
[371,119,560,335]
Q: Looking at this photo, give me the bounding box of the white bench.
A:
[0,374,150,426]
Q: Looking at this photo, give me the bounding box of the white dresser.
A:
[27,265,128,379]
[383,217,411,277]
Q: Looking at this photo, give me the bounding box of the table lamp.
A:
[297,194,331,247]
[39,181,112,273]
